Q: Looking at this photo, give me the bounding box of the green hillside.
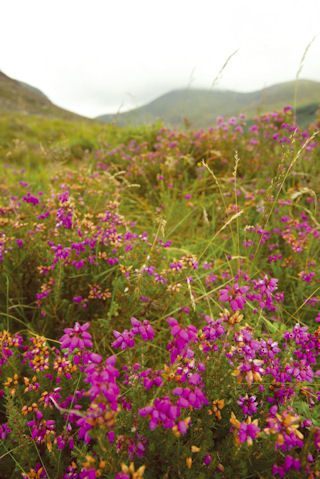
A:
[1,71,318,128]
[0,71,85,120]
[97,79,320,127]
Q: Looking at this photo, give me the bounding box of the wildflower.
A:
[208,399,224,420]
[64,462,78,478]
[112,329,135,350]
[24,336,50,372]
[203,316,225,341]
[264,410,303,450]
[173,386,208,409]
[27,419,55,449]
[232,359,264,386]
[314,427,320,449]
[272,455,301,477]
[259,338,281,360]
[298,270,316,283]
[22,464,47,479]
[139,396,181,431]
[23,193,40,206]
[84,355,120,411]
[116,462,146,479]
[238,418,260,445]
[172,416,191,436]
[0,423,11,439]
[167,317,198,363]
[130,317,155,341]
[60,322,93,352]
[285,359,314,382]
[230,412,260,446]
[218,283,249,311]
[237,394,257,416]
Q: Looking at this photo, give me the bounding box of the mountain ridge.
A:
[0,71,319,127]
[0,71,86,120]
[96,79,320,127]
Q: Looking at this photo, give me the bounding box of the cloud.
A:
[1,0,319,116]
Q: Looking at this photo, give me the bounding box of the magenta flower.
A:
[111,329,135,350]
[272,455,300,477]
[259,338,281,360]
[219,283,249,311]
[285,359,314,382]
[139,396,184,431]
[167,317,198,363]
[253,275,278,298]
[238,421,260,444]
[115,473,130,479]
[27,419,55,444]
[130,317,155,341]
[237,394,258,416]
[22,464,47,479]
[0,423,11,440]
[60,322,93,352]
[23,193,40,206]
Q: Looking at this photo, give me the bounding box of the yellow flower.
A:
[120,462,146,478]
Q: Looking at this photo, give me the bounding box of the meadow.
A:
[0,107,320,478]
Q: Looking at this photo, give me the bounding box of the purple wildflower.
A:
[0,423,11,439]
[111,329,135,350]
[238,420,260,445]
[219,283,249,311]
[130,317,155,341]
[60,322,93,352]
[237,394,258,416]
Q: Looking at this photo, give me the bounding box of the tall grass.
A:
[0,106,319,478]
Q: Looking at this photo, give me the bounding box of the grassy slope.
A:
[0,110,164,172]
[97,79,320,127]
[0,71,85,120]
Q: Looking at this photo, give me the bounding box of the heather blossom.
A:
[167,317,198,363]
[259,338,281,360]
[218,283,249,311]
[112,329,135,350]
[60,322,93,352]
[139,396,182,431]
[0,423,11,440]
[272,456,301,477]
[238,419,260,445]
[253,275,278,296]
[130,317,155,341]
[230,412,260,446]
[237,394,258,416]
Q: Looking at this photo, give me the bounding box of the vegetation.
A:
[0,72,84,120]
[0,105,320,478]
[96,79,320,128]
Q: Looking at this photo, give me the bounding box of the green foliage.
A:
[0,108,320,478]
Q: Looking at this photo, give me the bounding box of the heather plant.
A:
[0,107,320,478]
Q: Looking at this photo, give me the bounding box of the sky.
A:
[1,0,320,118]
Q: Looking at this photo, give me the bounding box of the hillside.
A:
[96,79,320,127]
[0,71,85,120]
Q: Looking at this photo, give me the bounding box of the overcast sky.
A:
[1,0,320,118]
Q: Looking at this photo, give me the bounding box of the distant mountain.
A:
[0,71,85,120]
[96,79,320,128]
